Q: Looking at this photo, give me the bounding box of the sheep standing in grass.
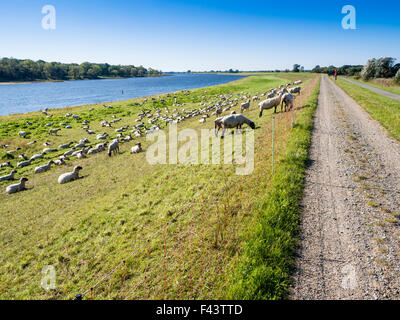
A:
[58,166,83,184]
[215,114,255,138]
[34,161,55,174]
[108,139,119,157]
[131,143,142,154]
[289,86,301,95]
[258,92,285,117]
[0,170,17,182]
[6,177,28,194]
[281,93,295,112]
[240,100,250,113]
[30,152,46,161]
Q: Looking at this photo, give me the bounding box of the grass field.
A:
[0,72,318,299]
[336,78,400,142]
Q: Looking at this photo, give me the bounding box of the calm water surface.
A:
[0,74,244,116]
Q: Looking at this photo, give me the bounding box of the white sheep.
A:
[18,131,27,138]
[289,86,301,94]
[49,128,61,135]
[30,152,46,161]
[0,170,17,182]
[240,100,250,113]
[58,166,83,184]
[108,139,119,156]
[6,177,28,194]
[258,93,285,117]
[281,93,295,112]
[1,162,12,168]
[131,143,142,154]
[17,160,31,168]
[34,161,54,174]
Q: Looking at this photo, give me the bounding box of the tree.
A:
[374,57,396,78]
[361,59,376,80]
[394,69,400,84]
[292,64,300,72]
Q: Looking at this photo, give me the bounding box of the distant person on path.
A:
[334,70,338,81]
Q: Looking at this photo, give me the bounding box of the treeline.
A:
[312,57,400,83]
[311,64,363,76]
[0,58,163,82]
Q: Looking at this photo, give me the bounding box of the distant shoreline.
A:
[0,75,166,86]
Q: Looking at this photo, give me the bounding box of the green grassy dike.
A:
[227,78,320,300]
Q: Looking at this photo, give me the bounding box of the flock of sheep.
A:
[1,79,302,195]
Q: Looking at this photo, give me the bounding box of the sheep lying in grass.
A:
[49,128,61,135]
[215,114,255,138]
[131,143,142,154]
[34,161,54,174]
[293,80,302,85]
[0,170,17,182]
[6,177,28,194]
[30,152,46,161]
[240,100,250,113]
[59,142,73,149]
[108,139,119,157]
[58,166,82,184]
[17,160,31,168]
[1,162,12,168]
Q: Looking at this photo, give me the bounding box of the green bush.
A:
[394,69,400,84]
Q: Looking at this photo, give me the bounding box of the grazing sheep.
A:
[258,92,286,117]
[131,143,142,154]
[108,139,119,156]
[58,166,83,184]
[293,80,302,85]
[281,93,295,112]
[289,86,301,95]
[19,154,28,160]
[17,160,31,168]
[27,141,37,145]
[215,114,255,138]
[34,161,54,174]
[18,131,27,138]
[0,170,17,182]
[6,177,28,194]
[240,100,250,113]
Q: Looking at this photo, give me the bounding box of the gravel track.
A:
[290,75,400,300]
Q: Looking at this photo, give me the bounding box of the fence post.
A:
[272,117,275,174]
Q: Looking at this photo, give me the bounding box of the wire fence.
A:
[71,80,317,300]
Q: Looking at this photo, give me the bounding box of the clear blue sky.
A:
[1,0,399,71]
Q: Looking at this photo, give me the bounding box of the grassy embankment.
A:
[227,76,321,299]
[336,78,400,141]
[0,72,318,299]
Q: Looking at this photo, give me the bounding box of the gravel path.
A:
[343,78,400,101]
[290,75,400,300]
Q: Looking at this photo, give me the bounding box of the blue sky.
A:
[1,0,399,71]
